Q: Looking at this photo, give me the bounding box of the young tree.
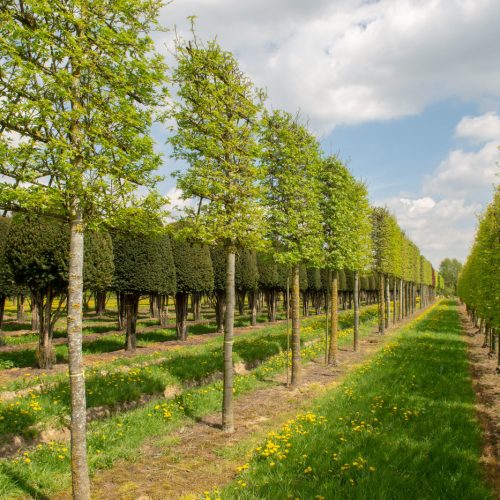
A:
[169,35,265,432]
[318,156,371,362]
[0,2,168,496]
[261,110,323,386]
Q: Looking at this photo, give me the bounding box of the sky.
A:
[154,0,500,268]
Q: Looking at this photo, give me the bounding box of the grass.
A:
[0,308,380,498]
[218,300,492,500]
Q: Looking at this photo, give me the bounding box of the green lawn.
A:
[220,300,492,500]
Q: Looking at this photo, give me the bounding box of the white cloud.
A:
[455,112,500,144]
[162,0,500,134]
[379,112,499,266]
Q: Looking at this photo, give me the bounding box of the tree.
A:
[439,258,463,295]
[0,2,168,496]
[171,240,214,340]
[6,214,69,367]
[113,230,176,350]
[169,34,265,432]
[83,230,114,316]
[318,156,371,362]
[261,110,323,386]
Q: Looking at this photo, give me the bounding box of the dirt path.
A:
[78,308,428,500]
[459,306,500,498]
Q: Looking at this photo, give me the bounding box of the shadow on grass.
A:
[0,466,51,500]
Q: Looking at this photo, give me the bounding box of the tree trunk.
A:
[328,271,339,365]
[192,293,202,321]
[265,290,277,322]
[290,263,301,387]
[353,271,359,352]
[31,292,40,331]
[175,292,188,340]
[125,294,138,351]
[215,291,225,333]
[250,290,257,327]
[16,294,25,322]
[117,291,126,331]
[67,204,91,500]
[237,290,245,316]
[95,291,106,317]
[37,286,56,369]
[158,294,169,328]
[399,279,403,321]
[0,296,5,347]
[392,280,397,324]
[379,274,385,334]
[385,277,390,329]
[222,250,235,433]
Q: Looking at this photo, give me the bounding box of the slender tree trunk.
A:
[290,263,301,387]
[328,271,339,365]
[215,291,225,333]
[125,294,138,351]
[385,276,390,329]
[117,291,126,331]
[379,274,385,334]
[192,293,202,321]
[222,251,235,433]
[0,296,5,346]
[399,279,403,321]
[158,295,168,328]
[237,290,245,316]
[250,289,257,327]
[67,204,90,500]
[31,292,40,332]
[392,280,397,324]
[175,292,188,340]
[16,294,25,322]
[353,271,359,352]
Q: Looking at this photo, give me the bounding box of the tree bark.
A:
[250,289,257,327]
[31,292,39,332]
[290,263,301,387]
[175,292,188,340]
[379,274,385,334]
[16,294,25,322]
[215,291,225,333]
[158,294,169,328]
[191,292,201,321]
[385,276,390,329]
[0,296,5,346]
[67,203,90,500]
[125,294,138,351]
[353,271,359,352]
[222,250,235,433]
[328,271,339,365]
[95,291,106,317]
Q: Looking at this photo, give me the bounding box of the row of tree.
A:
[458,185,500,368]
[0,4,443,497]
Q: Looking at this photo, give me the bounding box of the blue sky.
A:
[155,0,500,268]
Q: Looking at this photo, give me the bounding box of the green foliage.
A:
[236,250,259,292]
[210,246,227,293]
[458,186,500,327]
[0,0,168,222]
[83,231,114,293]
[0,217,16,297]
[172,241,213,294]
[5,214,69,294]
[440,258,463,294]
[169,35,265,250]
[319,156,372,272]
[306,268,322,293]
[261,110,323,266]
[113,231,176,295]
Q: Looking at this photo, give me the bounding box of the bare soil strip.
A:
[459,306,500,498]
[81,308,430,500]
